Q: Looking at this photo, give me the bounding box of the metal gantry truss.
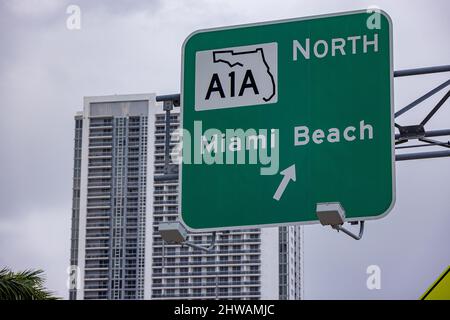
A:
[155,64,450,241]
[394,65,450,161]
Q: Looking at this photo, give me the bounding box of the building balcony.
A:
[88,168,112,174]
[86,223,110,228]
[154,189,178,195]
[128,152,141,157]
[85,235,110,240]
[155,118,180,124]
[85,255,109,261]
[87,200,111,206]
[126,202,139,207]
[160,239,259,246]
[84,286,108,291]
[89,132,113,138]
[89,122,112,133]
[87,182,111,188]
[86,206,111,210]
[217,292,260,297]
[86,213,110,219]
[89,121,112,128]
[152,260,261,267]
[84,277,109,282]
[153,209,178,214]
[151,291,260,299]
[85,250,109,258]
[89,127,113,133]
[128,158,141,164]
[153,200,177,205]
[85,245,109,250]
[84,266,109,271]
[88,153,112,159]
[85,240,109,247]
[154,141,178,147]
[152,249,260,258]
[84,273,109,280]
[152,280,261,288]
[85,231,110,237]
[127,141,142,146]
[89,122,112,128]
[87,192,111,198]
[87,173,112,179]
[89,143,112,148]
[88,166,112,171]
[151,270,260,278]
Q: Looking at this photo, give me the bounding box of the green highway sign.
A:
[179,10,395,230]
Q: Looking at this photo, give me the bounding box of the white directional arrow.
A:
[273,164,296,201]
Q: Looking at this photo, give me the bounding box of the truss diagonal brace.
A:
[420,90,450,126]
[394,79,450,118]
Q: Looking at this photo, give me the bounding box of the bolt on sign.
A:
[179,10,395,230]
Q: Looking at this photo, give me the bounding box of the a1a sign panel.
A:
[195,42,278,110]
[180,10,395,230]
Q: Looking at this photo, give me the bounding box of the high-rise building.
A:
[70,94,155,300]
[70,93,302,300]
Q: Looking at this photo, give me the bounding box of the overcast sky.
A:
[0,0,449,299]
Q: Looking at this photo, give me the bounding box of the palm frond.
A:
[0,267,59,300]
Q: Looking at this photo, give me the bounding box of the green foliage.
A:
[0,267,59,300]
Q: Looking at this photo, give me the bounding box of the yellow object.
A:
[421,266,450,300]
